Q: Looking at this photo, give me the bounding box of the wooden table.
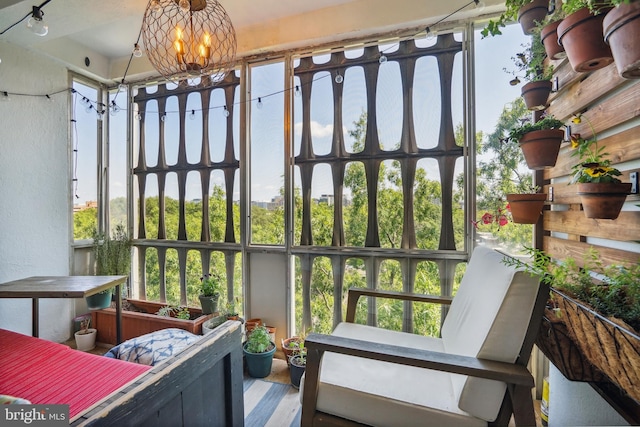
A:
[0,276,127,343]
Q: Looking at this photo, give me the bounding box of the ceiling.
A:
[0,0,503,85]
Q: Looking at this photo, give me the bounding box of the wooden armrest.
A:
[345,287,453,322]
[304,333,533,387]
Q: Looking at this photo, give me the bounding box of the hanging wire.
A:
[1,0,481,117]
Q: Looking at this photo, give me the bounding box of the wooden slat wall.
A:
[542,59,640,267]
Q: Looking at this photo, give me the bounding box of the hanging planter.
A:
[519,129,565,169]
[540,19,566,60]
[577,182,632,219]
[506,193,547,224]
[603,2,640,79]
[518,0,550,34]
[557,7,613,72]
[521,80,553,111]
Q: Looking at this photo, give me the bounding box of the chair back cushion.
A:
[441,246,540,421]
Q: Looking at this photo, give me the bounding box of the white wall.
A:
[548,365,629,427]
[0,40,73,342]
[247,252,288,346]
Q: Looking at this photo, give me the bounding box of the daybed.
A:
[0,320,244,426]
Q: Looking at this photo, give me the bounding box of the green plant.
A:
[156,305,191,319]
[560,0,626,15]
[244,325,273,353]
[506,114,565,143]
[481,0,532,37]
[199,273,222,297]
[92,224,132,276]
[225,297,240,317]
[503,247,640,331]
[569,114,623,184]
[505,31,554,84]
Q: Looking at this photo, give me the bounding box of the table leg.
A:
[115,284,122,344]
[32,298,39,337]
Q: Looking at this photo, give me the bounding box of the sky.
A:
[73,23,528,205]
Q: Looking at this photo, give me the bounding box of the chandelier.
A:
[141,0,236,88]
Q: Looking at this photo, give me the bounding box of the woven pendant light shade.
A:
[141,0,236,88]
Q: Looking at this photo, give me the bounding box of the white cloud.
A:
[294,121,334,139]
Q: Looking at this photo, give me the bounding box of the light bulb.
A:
[150,0,161,12]
[85,103,94,113]
[335,73,343,84]
[379,54,387,64]
[294,85,301,97]
[223,106,230,117]
[189,110,196,120]
[474,0,486,11]
[179,0,190,12]
[135,112,142,121]
[425,28,437,41]
[96,110,104,121]
[1,91,9,102]
[118,81,127,92]
[133,43,143,58]
[161,114,167,122]
[256,98,263,109]
[27,7,48,37]
[110,101,121,116]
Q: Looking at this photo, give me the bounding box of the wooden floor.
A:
[62,340,541,426]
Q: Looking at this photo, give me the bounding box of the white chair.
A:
[300,246,548,427]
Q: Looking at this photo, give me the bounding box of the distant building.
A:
[73,200,97,212]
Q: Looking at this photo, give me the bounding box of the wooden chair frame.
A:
[301,284,549,427]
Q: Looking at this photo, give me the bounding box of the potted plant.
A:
[289,339,307,389]
[557,0,614,72]
[539,7,567,60]
[603,1,640,79]
[506,31,555,111]
[507,114,565,169]
[481,0,550,37]
[506,183,547,224]
[198,273,222,315]
[156,305,191,319]
[243,325,276,378]
[503,247,640,401]
[90,224,132,309]
[569,114,632,219]
[74,317,97,351]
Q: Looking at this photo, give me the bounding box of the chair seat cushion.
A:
[309,323,486,427]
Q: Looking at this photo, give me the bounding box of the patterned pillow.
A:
[0,395,31,405]
[104,328,201,366]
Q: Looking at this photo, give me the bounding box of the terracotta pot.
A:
[281,336,302,365]
[506,193,547,224]
[518,0,550,34]
[577,182,632,219]
[557,7,613,72]
[541,19,566,60]
[244,318,262,334]
[518,129,564,170]
[521,80,552,111]
[603,2,640,79]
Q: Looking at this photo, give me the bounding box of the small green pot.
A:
[86,289,112,310]
[199,293,220,315]
[243,342,276,378]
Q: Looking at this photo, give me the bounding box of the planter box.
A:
[92,299,212,345]
[536,289,640,403]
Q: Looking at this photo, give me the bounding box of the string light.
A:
[1,0,480,119]
[189,109,196,120]
[132,43,143,58]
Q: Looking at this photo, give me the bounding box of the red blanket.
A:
[0,329,150,419]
